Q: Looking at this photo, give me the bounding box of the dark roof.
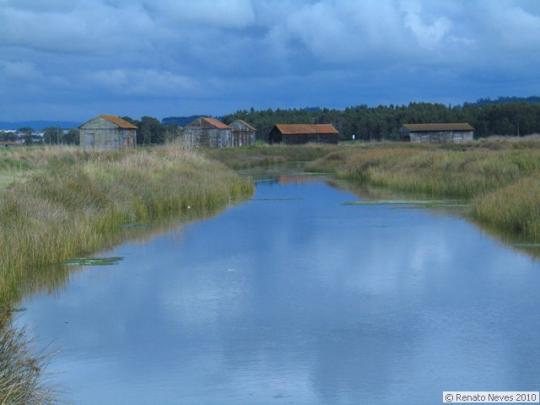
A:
[274,124,339,135]
[232,119,256,131]
[100,114,137,129]
[403,123,474,132]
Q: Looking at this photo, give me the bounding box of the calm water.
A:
[17,178,540,404]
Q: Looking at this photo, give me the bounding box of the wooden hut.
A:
[268,124,339,144]
[182,117,232,148]
[79,114,137,150]
[400,123,474,143]
[230,120,257,147]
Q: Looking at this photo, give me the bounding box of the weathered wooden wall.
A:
[80,118,136,150]
[268,128,338,144]
[182,127,233,148]
[229,121,256,147]
[284,134,338,144]
[409,131,474,143]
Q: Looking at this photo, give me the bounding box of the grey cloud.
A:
[89,69,199,96]
[0,0,539,120]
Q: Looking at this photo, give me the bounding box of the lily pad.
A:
[63,256,124,266]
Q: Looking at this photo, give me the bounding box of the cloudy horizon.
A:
[1,0,539,121]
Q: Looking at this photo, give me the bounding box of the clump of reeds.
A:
[306,143,540,241]
[308,146,540,195]
[472,175,540,240]
[0,145,253,304]
[0,311,54,405]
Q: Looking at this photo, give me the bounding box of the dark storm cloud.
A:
[0,0,539,120]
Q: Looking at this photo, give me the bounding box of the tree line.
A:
[43,128,79,145]
[34,97,540,146]
[224,99,540,141]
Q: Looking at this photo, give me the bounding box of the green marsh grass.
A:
[306,140,540,241]
[0,145,253,404]
[204,144,335,169]
[472,176,540,240]
[0,145,253,307]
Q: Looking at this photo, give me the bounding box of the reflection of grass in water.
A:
[63,256,123,266]
[0,145,253,307]
[251,198,302,201]
[513,243,540,248]
[308,144,540,242]
[0,146,253,404]
[343,200,469,208]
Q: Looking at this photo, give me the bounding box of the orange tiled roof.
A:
[100,114,137,129]
[275,124,338,135]
[201,117,230,129]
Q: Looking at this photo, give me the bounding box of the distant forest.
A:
[223,97,540,141]
[117,97,540,144]
[8,97,540,146]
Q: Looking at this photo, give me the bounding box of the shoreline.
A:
[0,145,253,309]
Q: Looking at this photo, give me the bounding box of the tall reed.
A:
[307,142,540,241]
[0,312,54,405]
[0,145,253,306]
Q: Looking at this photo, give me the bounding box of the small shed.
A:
[229,120,257,147]
[268,124,339,144]
[401,123,474,143]
[182,117,232,148]
[80,114,137,150]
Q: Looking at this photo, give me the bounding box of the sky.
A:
[1,0,540,121]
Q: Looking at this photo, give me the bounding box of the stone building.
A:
[400,123,474,143]
[80,114,137,150]
[268,124,339,144]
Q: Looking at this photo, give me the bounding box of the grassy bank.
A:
[203,144,336,169]
[306,140,540,241]
[0,145,252,403]
[0,145,253,306]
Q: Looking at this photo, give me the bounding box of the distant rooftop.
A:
[274,124,339,135]
[232,119,256,131]
[201,117,230,129]
[188,117,230,129]
[100,114,138,129]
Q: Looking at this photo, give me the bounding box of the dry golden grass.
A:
[0,312,54,405]
[472,175,540,240]
[0,145,253,307]
[0,145,253,404]
[307,141,540,241]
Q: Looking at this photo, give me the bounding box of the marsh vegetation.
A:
[0,312,54,405]
[0,145,252,307]
[306,139,540,241]
[0,145,254,403]
[209,138,540,242]
[2,138,540,403]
